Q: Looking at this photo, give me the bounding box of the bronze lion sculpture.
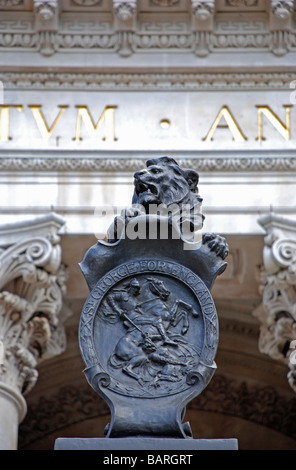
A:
[108,156,228,260]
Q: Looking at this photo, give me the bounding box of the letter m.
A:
[74,105,117,142]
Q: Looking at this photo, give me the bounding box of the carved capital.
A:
[0,214,70,397]
[253,213,296,393]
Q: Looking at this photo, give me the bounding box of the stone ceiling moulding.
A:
[0,0,295,58]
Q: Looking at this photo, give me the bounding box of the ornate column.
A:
[0,213,70,449]
[253,213,296,393]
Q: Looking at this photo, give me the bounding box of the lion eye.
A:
[150,167,161,174]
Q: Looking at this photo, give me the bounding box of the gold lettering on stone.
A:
[0,105,23,141]
[29,105,69,139]
[74,105,117,142]
[202,105,247,142]
[256,105,291,141]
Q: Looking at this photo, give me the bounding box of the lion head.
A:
[131,156,204,235]
[132,156,202,209]
[107,156,205,242]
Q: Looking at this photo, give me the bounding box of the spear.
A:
[120,311,156,351]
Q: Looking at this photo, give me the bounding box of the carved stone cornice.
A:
[1,71,295,91]
[0,1,295,57]
[0,153,295,174]
[253,213,296,393]
[0,214,70,397]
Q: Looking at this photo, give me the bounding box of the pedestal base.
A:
[54,437,238,450]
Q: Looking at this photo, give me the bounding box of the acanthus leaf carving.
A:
[253,213,296,393]
[0,214,71,397]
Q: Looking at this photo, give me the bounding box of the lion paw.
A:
[202,233,229,260]
[121,206,145,221]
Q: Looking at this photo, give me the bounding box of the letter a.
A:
[203,106,247,142]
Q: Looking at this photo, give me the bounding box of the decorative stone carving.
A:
[0,0,23,5]
[0,153,295,174]
[78,156,228,441]
[253,213,296,393]
[34,0,58,22]
[33,0,59,56]
[72,0,102,5]
[270,0,294,56]
[271,1,294,20]
[1,70,295,91]
[226,0,259,6]
[151,0,180,5]
[192,0,215,20]
[113,1,137,57]
[0,214,69,397]
[191,1,215,56]
[113,0,137,21]
[0,3,295,57]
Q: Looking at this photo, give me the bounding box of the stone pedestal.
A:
[54,437,238,451]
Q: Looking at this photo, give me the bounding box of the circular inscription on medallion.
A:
[79,259,218,398]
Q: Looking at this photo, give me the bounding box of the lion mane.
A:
[107,156,204,242]
[106,156,228,259]
[132,156,202,211]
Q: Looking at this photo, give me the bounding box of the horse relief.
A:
[99,276,201,393]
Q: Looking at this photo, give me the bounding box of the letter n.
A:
[256,105,291,141]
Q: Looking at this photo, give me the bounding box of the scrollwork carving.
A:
[271,239,296,272]
[96,372,111,388]
[186,370,200,385]
[0,215,70,397]
[253,214,296,393]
